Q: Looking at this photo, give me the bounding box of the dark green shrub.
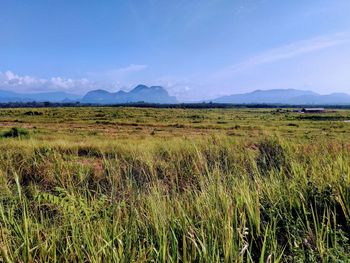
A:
[1,127,30,138]
[24,111,43,116]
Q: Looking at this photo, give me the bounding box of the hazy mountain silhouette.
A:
[213,89,350,105]
[82,84,177,104]
[0,90,80,103]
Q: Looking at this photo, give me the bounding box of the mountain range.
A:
[1,86,350,105]
[0,85,177,104]
[213,89,350,105]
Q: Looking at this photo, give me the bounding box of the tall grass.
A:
[0,136,350,262]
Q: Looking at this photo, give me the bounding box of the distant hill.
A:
[213,89,350,105]
[81,84,177,104]
[0,90,80,103]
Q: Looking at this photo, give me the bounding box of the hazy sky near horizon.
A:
[1,0,350,101]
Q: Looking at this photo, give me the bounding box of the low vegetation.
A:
[0,107,350,262]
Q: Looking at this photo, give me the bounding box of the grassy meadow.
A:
[1,107,350,262]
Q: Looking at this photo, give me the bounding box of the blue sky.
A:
[0,0,350,101]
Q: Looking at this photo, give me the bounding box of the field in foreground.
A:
[1,107,350,262]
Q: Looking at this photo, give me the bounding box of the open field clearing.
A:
[1,107,350,262]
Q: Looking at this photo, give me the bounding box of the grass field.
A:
[1,107,350,262]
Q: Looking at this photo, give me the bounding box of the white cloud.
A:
[49,77,90,90]
[213,32,350,79]
[1,71,45,86]
[0,70,95,94]
[0,64,148,94]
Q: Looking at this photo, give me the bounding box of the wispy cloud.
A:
[89,64,147,81]
[213,32,350,79]
[104,64,147,78]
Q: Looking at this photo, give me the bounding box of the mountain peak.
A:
[132,84,149,92]
[87,89,111,94]
[82,84,177,104]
